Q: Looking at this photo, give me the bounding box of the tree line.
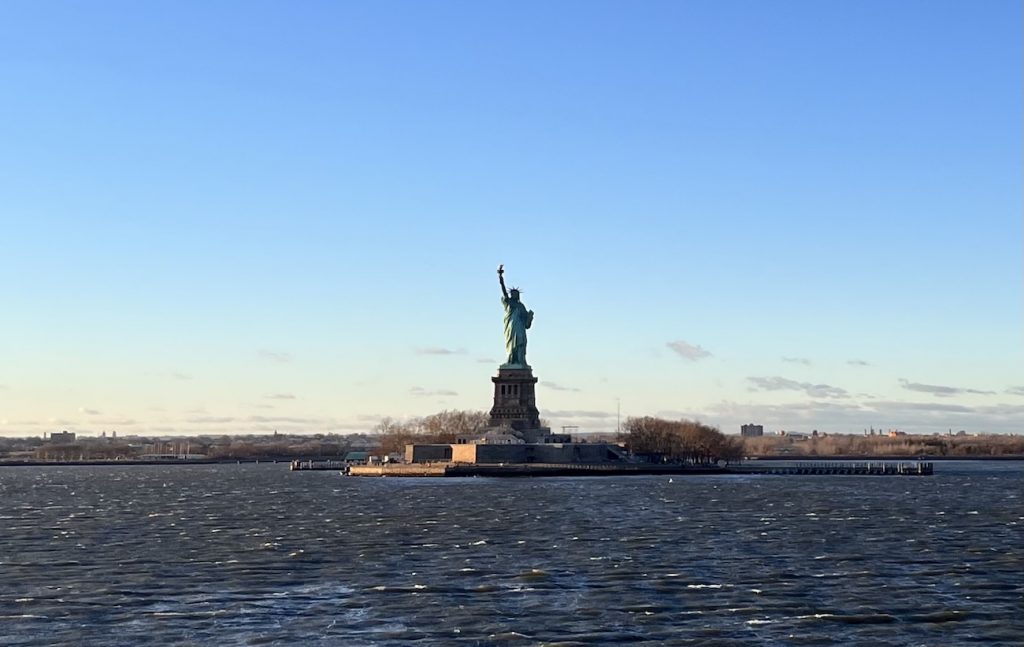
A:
[619,416,743,464]
[373,410,491,454]
[743,433,1024,457]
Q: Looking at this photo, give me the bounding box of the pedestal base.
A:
[489,367,541,432]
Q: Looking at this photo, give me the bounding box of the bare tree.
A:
[621,416,740,464]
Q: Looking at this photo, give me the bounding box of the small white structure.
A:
[456,429,526,445]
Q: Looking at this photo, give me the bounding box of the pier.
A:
[289,459,351,471]
[341,460,934,477]
[348,463,726,477]
[734,461,933,476]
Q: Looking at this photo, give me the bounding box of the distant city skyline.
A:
[1,1,1021,436]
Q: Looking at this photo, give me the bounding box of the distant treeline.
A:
[6,416,1021,463]
[3,434,372,462]
[743,433,1024,457]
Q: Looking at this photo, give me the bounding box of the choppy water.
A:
[1,462,1021,646]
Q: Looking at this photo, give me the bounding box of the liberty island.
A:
[348,267,933,477]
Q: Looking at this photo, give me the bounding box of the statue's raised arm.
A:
[497,264,509,300]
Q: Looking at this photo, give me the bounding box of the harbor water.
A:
[1,461,1021,645]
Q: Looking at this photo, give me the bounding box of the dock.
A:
[348,463,727,477]
[342,461,934,477]
[734,461,933,476]
[289,459,351,471]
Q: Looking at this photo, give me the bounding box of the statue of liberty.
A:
[497,264,534,367]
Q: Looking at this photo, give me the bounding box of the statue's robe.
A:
[501,296,533,367]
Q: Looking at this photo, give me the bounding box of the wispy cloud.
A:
[476,358,496,364]
[544,410,616,419]
[78,407,102,416]
[872,400,975,414]
[1005,386,1024,396]
[96,417,138,426]
[540,381,581,392]
[747,376,849,399]
[167,413,358,433]
[847,359,870,367]
[702,396,1024,435]
[652,408,709,422]
[264,393,296,400]
[899,379,995,398]
[245,415,325,425]
[977,403,1024,417]
[415,347,466,356]
[169,371,193,380]
[409,386,458,397]
[666,340,712,361]
[782,356,812,366]
[186,416,237,424]
[258,349,292,363]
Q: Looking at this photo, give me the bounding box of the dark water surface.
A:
[1,462,1021,646]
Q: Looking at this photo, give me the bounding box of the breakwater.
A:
[289,459,350,471]
[733,461,933,476]
[348,463,726,477]
[0,458,220,467]
[345,461,933,477]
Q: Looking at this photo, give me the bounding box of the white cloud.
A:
[782,356,812,366]
[415,347,466,355]
[540,381,581,392]
[258,349,292,363]
[899,379,995,398]
[666,340,712,361]
[544,410,615,419]
[747,376,849,399]
[409,386,459,397]
[186,416,237,424]
[95,417,138,426]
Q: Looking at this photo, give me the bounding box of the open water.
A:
[0,462,1021,646]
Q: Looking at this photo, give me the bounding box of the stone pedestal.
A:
[489,367,541,432]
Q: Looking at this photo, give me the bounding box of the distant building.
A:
[48,430,77,444]
[740,424,764,438]
[343,451,370,464]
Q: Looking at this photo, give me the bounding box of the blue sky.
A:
[1,0,1021,437]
